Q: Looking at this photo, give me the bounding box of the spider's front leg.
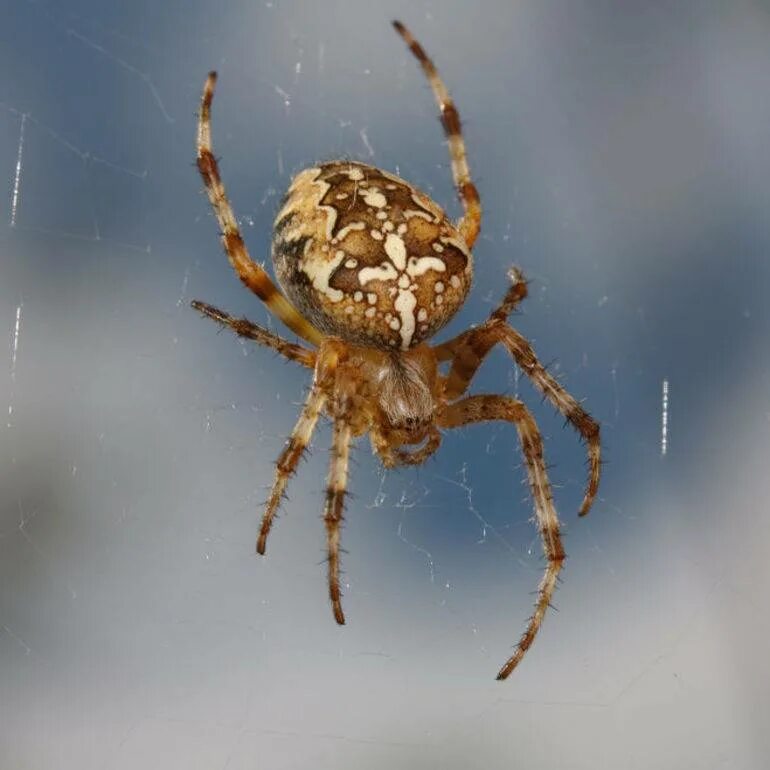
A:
[393,20,482,249]
[196,72,323,346]
[191,300,316,368]
[438,394,564,679]
[436,270,601,517]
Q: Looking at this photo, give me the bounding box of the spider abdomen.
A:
[272,161,472,350]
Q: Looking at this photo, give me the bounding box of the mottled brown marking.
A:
[272,161,472,350]
[196,149,218,182]
[441,103,462,136]
[460,180,480,205]
[279,437,305,472]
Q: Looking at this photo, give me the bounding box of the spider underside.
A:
[193,20,601,680]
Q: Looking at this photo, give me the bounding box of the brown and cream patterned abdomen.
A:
[272,161,472,350]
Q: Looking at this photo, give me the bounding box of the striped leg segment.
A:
[435,266,529,365]
[392,21,482,249]
[488,266,530,324]
[446,323,600,516]
[257,386,327,555]
[499,325,600,516]
[324,418,352,625]
[191,300,316,368]
[197,72,323,346]
[439,395,565,679]
[436,268,600,517]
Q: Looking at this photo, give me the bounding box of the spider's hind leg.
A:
[435,267,601,517]
[438,394,565,679]
[498,324,601,517]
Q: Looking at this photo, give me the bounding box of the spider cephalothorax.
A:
[192,20,601,679]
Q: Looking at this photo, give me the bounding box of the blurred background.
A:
[2,1,769,767]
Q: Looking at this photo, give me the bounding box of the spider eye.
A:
[272,162,473,351]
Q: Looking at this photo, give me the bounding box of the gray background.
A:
[2,1,769,768]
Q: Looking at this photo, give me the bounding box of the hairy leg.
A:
[392,21,482,249]
[498,324,600,516]
[197,72,323,346]
[191,300,316,368]
[439,394,565,679]
[435,266,529,368]
[436,269,600,516]
[324,417,352,624]
[256,339,346,555]
[257,386,326,554]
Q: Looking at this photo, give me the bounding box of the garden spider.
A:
[193,20,601,679]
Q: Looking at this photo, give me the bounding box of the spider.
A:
[192,20,601,680]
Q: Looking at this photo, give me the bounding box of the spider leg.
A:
[197,72,323,346]
[438,395,565,680]
[435,266,529,365]
[499,324,600,516]
[392,21,482,249]
[435,269,600,516]
[257,386,327,555]
[191,300,317,368]
[324,417,352,625]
